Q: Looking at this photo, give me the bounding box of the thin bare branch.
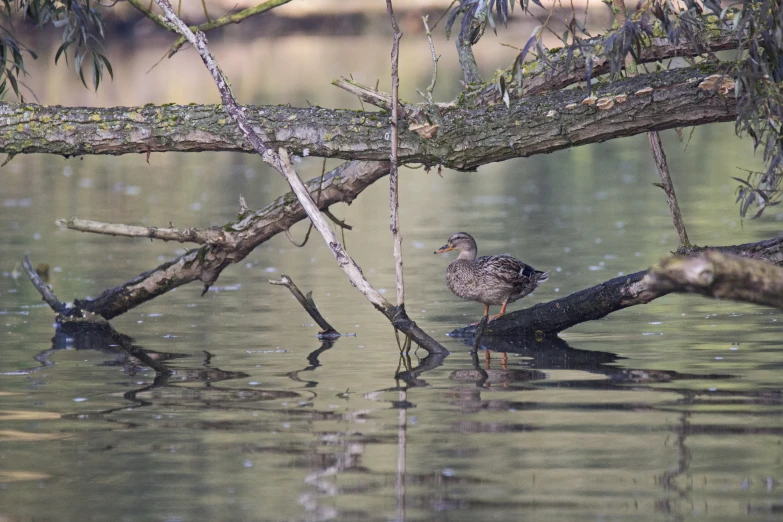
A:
[417,15,439,103]
[284,158,328,248]
[323,209,352,230]
[126,0,171,31]
[331,77,410,115]
[649,131,691,249]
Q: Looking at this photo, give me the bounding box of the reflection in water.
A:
[4,317,783,520]
[285,340,335,388]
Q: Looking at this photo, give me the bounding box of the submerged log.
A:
[450,235,783,337]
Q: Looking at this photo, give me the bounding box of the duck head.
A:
[434,232,478,260]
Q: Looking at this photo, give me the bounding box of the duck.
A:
[434,232,548,321]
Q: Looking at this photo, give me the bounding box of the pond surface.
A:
[1,27,783,522]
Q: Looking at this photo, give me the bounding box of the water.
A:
[1,28,783,521]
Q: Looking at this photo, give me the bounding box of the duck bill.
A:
[434,244,454,254]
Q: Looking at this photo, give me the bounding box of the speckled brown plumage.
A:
[435,232,548,320]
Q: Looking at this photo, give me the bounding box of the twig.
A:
[128,0,292,57]
[323,209,353,230]
[269,274,339,338]
[153,0,446,355]
[21,255,66,313]
[349,74,366,111]
[331,77,410,116]
[417,15,439,103]
[387,0,405,309]
[649,131,691,249]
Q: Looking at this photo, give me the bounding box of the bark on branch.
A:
[0,64,736,170]
[450,235,783,337]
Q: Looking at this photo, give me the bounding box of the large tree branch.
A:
[0,65,736,170]
[450,235,783,337]
[66,160,389,319]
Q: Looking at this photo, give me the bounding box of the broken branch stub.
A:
[269,274,340,338]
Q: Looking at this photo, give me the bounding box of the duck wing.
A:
[475,254,536,285]
[475,254,546,286]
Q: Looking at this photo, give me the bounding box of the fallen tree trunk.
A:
[449,235,783,337]
[0,65,736,170]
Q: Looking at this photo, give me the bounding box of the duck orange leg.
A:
[488,299,510,322]
[470,304,491,326]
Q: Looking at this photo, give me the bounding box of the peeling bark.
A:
[0,65,736,170]
[450,235,783,337]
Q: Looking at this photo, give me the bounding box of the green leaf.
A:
[54,40,73,65]
[99,53,113,79]
[92,54,100,90]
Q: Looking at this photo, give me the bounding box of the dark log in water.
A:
[450,235,783,337]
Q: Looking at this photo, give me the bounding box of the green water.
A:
[1,29,783,522]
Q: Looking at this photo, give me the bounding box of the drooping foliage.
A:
[445,0,781,218]
[0,0,111,101]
